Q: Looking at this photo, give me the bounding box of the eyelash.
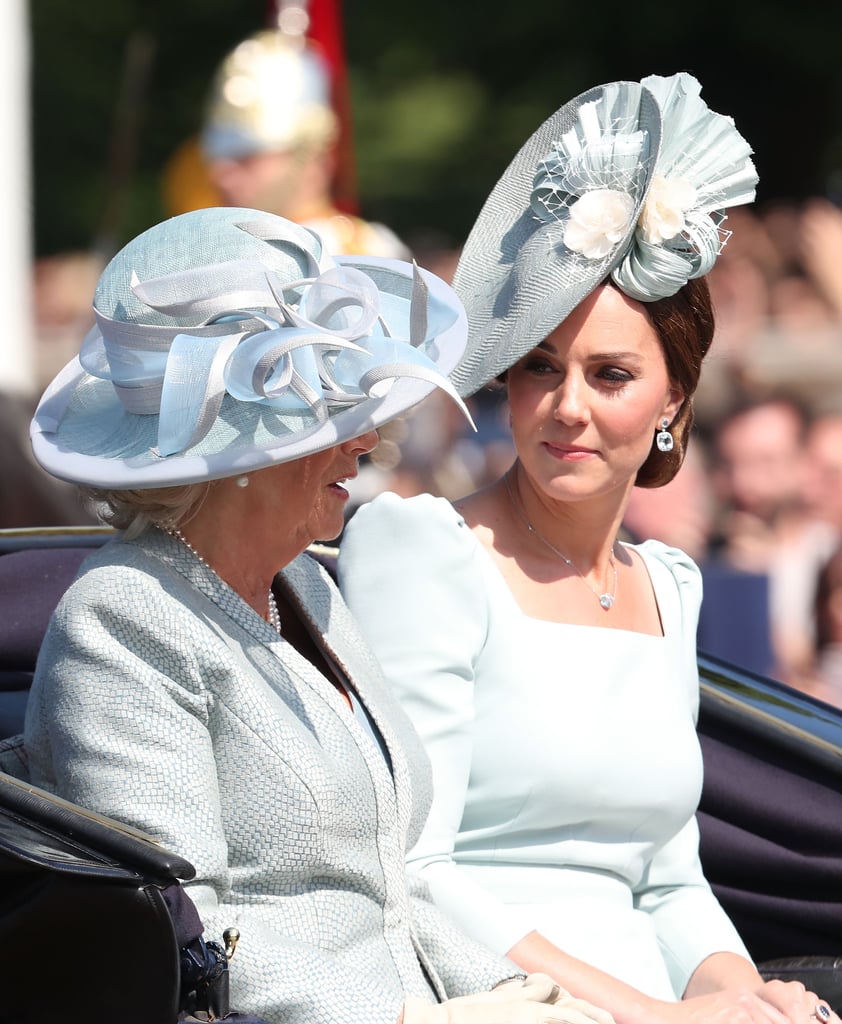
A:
[520,358,635,386]
[598,368,634,385]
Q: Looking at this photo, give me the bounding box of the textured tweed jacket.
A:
[24,530,515,1023]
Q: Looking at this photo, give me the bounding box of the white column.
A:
[0,0,35,396]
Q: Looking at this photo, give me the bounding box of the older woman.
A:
[22,207,609,1024]
[339,74,840,1024]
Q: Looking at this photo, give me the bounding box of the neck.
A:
[503,468,622,610]
[164,499,286,631]
[504,464,624,571]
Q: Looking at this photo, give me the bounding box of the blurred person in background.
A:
[621,437,715,564]
[707,395,809,575]
[797,541,842,707]
[694,207,774,430]
[164,3,408,261]
[32,250,102,391]
[783,412,842,695]
[800,196,842,320]
[701,198,842,420]
[704,394,818,681]
[802,414,842,535]
[0,393,92,528]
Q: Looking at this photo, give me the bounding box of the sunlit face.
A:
[207,149,305,216]
[505,284,684,504]
[248,429,379,548]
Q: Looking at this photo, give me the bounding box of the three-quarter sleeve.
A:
[634,814,751,996]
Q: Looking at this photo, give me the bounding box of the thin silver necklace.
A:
[504,471,618,611]
[165,527,282,635]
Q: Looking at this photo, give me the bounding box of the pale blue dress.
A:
[338,492,751,1002]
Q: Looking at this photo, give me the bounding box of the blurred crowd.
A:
[8,16,842,709]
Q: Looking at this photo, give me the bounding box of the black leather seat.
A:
[0,771,193,1023]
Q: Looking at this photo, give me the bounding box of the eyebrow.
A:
[536,341,644,362]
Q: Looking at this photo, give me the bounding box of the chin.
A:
[314,519,344,544]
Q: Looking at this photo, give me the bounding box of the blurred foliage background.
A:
[30,0,842,260]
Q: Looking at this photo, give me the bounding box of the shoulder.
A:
[342,491,469,553]
[632,538,702,584]
[57,534,203,609]
[339,492,483,605]
[630,538,703,621]
[46,536,224,669]
[54,537,168,612]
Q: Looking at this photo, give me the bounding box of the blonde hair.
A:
[80,483,212,539]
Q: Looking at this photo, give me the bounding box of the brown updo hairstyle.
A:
[631,275,715,489]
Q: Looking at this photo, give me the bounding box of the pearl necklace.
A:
[165,527,282,635]
[504,472,618,611]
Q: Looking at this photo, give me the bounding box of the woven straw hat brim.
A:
[450,82,662,397]
[30,350,459,490]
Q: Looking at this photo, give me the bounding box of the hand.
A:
[658,980,840,1024]
[751,978,838,1024]
[403,974,616,1024]
[498,974,615,1024]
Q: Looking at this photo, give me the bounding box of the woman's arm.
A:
[507,933,837,1024]
[340,493,536,955]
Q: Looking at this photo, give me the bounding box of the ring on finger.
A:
[812,1003,832,1021]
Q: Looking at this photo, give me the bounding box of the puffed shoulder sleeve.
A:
[637,540,704,722]
[339,492,488,705]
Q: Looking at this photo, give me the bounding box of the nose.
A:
[342,428,380,456]
[552,373,589,425]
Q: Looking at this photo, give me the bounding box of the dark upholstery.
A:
[0,546,91,737]
[698,717,842,964]
[0,771,190,1023]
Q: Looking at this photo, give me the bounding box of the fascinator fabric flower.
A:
[638,175,698,245]
[564,190,636,258]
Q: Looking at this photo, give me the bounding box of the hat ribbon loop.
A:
[85,261,468,457]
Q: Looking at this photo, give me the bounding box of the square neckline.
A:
[469,534,670,639]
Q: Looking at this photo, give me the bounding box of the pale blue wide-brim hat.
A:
[450,72,758,397]
[31,207,470,489]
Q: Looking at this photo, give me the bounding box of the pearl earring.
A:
[236,475,250,488]
[655,418,674,453]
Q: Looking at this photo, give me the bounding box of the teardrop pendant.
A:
[599,594,614,610]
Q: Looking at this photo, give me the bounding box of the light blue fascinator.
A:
[31,207,471,489]
[450,72,758,397]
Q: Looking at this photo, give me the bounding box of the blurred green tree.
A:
[29,0,842,258]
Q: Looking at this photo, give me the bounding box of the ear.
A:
[662,386,685,425]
